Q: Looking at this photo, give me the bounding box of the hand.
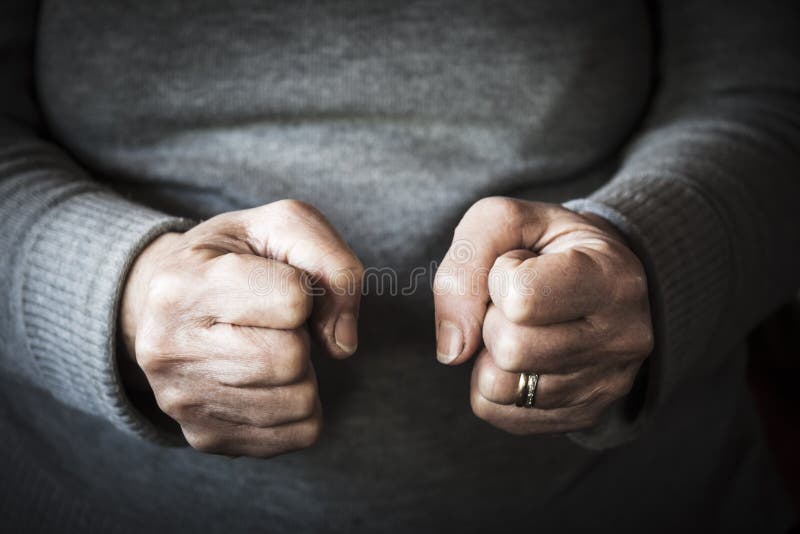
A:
[120,200,363,456]
[433,197,653,434]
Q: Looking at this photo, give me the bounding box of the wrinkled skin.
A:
[434,197,653,434]
[120,200,363,457]
[121,196,652,457]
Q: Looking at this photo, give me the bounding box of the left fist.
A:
[433,197,653,434]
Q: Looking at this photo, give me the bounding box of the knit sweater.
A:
[1,0,799,531]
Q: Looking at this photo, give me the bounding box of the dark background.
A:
[748,297,800,516]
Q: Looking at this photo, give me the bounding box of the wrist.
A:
[120,231,182,363]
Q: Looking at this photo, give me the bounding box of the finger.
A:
[482,304,600,374]
[198,253,313,329]
[470,356,641,433]
[433,198,562,366]
[181,401,323,458]
[246,200,364,359]
[155,373,319,428]
[488,249,605,325]
[474,349,597,410]
[180,324,311,387]
[205,370,319,428]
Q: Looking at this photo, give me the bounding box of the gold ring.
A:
[524,373,540,408]
[514,373,529,407]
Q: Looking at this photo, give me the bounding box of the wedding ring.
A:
[515,372,540,408]
[524,373,540,408]
[514,372,528,407]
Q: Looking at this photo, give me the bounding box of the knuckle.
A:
[589,315,614,341]
[456,197,523,237]
[292,418,322,449]
[636,322,655,354]
[329,263,363,301]
[613,377,634,399]
[491,333,524,371]
[286,330,311,361]
[335,258,365,283]
[614,318,653,356]
[294,382,318,419]
[278,333,310,383]
[157,387,194,421]
[137,351,165,376]
[251,361,278,388]
[271,198,319,219]
[611,367,639,398]
[282,274,313,327]
[282,358,309,385]
[271,198,306,213]
[477,362,502,401]
[501,291,532,324]
[469,196,522,221]
[185,430,224,454]
[135,331,171,374]
[470,387,492,422]
[629,270,648,296]
[146,271,187,311]
[351,260,365,282]
[342,261,365,295]
[616,270,647,302]
[433,266,457,294]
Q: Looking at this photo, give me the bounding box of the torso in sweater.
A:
[36,0,650,270]
[6,1,788,531]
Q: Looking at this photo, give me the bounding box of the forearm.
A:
[0,130,193,437]
[577,92,800,359]
[564,0,800,448]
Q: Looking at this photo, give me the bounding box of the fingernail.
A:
[436,321,463,364]
[334,313,358,355]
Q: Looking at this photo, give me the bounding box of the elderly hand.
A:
[433,197,653,434]
[120,200,363,457]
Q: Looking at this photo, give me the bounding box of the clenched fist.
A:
[434,197,653,434]
[120,200,363,457]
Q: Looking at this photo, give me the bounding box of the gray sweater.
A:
[1,0,799,532]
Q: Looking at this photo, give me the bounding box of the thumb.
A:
[433,197,553,365]
[245,200,364,358]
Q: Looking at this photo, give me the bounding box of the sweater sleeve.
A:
[0,1,194,443]
[564,0,800,449]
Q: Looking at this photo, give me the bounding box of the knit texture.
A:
[1,0,798,531]
[564,0,800,448]
[1,135,194,442]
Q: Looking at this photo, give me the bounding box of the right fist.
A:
[120,200,363,457]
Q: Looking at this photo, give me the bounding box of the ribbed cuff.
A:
[20,190,194,444]
[564,172,731,449]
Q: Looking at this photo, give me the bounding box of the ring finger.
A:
[473,349,598,410]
